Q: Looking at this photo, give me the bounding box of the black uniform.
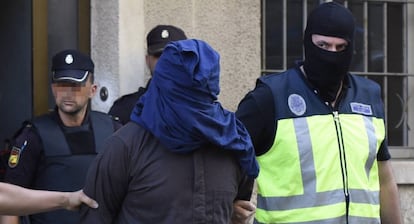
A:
[108,82,149,125]
[4,109,121,224]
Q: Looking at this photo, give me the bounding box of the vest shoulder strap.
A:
[32,114,69,156]
[89,111,114,153]
[33,111,115,156]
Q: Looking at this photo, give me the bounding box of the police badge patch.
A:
[8,141,27,168]
[288,94,306,116]
[8,146,21,168]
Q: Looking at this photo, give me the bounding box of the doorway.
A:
[0,0,90,143]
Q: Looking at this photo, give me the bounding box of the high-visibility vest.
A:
[255,68,385,224]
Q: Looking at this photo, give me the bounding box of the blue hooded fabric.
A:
[130,39,259,178]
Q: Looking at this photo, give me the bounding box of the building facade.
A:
[1,0,413,222]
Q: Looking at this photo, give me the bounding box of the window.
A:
[262,0,414,158]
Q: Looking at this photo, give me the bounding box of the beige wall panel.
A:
[145,0,261,111]
[91,0,145,112]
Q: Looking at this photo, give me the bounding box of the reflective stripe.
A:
[254,216,380,224]
[350,189,379,204]
[257,189,343,210]
[293,118,316,194]
[257,189,379,210]
[363,116,377,179]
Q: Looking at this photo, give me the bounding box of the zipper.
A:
[333,111,350,224]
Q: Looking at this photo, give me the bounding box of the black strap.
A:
[90,111,114,153]
[33,111,114,156]
[33,114,70,156]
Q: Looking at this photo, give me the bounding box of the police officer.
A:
[235,2,401,223]
[2,49,121,224]
[108,25,187,124]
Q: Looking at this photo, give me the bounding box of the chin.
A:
[60,107,81,115]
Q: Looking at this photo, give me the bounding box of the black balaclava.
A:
[303,2,355,102]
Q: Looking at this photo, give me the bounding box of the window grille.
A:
[262,0,414,158]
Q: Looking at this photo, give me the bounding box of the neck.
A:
[58,108,87,127]
[300,65,343,107]
[330,81,343,107]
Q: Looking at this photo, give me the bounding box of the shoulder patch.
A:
[8,141,27,168]
[288,94,306,116]
[8,146,21,168]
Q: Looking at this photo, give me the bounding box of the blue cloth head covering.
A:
[130,39,259,178]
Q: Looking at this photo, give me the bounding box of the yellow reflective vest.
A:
[255,69,385,224]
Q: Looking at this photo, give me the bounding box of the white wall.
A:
[90,0,146,113]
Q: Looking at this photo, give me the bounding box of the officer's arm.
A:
[0,125,42,223]
[236,82,275,156]
[0,183,98,216]
[231,175,256,224]
[231,199,256,224]
[378,160,402,224]
[0,215,19,224]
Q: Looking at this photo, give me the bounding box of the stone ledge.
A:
[391,160,414,184]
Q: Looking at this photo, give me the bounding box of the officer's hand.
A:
[64,190,98,211]
[231,200,256,224]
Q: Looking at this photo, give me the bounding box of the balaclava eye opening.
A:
[303,2,355,102]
